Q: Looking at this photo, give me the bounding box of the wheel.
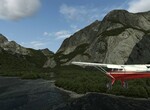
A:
[123,81,128,89]
[106,82,112,90]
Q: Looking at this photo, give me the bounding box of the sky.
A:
[0,0,150,53]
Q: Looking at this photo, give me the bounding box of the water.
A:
[0,76,71,110]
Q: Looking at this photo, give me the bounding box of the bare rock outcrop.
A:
[51,10,150,66]
[0,34,30,55]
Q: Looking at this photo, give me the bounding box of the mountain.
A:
[1,10,150,69]
[0,34,54,74]
[45,10,150,68]
[0,34,30,55]
[40,48,54,57]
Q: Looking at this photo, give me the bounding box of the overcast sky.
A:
[0,0,150,52]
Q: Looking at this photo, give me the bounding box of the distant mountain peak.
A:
[45,9,150,67]
[40,48,54,57]
[0,34,8,44]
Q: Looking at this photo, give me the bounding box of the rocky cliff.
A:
[0,34,30,55]
[46,10,150,67]
[0,34,54,72]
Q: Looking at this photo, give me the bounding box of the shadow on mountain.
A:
[125,33,150,64]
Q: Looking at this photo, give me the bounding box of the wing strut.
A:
[94,66,107,74]
[94,65,115,80]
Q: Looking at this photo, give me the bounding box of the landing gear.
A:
[106,79,115,90]
[106,82,112,90]
[106,80,128,89]
[122,80,128,89]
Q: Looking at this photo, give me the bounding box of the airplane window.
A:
[107,68,112,72]
[110,68,123,71]
[147,66,150,68]
[113,69,118,71]
[119,69,123,71]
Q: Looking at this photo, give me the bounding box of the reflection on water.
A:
[0,76,71,110]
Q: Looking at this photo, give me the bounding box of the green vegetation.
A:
[55,65,150,98]
[1,47,150,98]
[0,48,51,79]
[26,48,47,68]
[55,65,108,93]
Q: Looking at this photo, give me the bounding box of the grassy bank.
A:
[0,68,52,80]
[1,64,150,98]
[55,65,150,98]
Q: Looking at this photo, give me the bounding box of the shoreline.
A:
[54,83,150,101]
[55,85,85,99]
[1,75,150,101]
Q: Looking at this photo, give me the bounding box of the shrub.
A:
[21,72,40,79]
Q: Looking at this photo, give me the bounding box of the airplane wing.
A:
[72,62,150,72]
[71,61,123,69]
[71,61,120,79]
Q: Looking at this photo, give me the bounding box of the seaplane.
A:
[71,61,150,89]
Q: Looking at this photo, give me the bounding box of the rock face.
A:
[57,20,101,55]
[43,57,57,68]
[0,34,8,43]
[0,34,30,55]
[40,48,54,57]
[0,34,54,71]
[53,10,150,66]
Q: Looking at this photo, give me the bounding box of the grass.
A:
[1,47,150,98]
[54,65,114,94]
[54,65,150,98]
[0,47,50,79]
[1,63,150,98]
[0,70,52,80]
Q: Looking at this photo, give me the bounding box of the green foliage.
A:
[0,48,48,74]
[0,50,32,72]
[145,86,150,97]
[107,81,125,96]
[21,72,40,79]
[55,65,108,94]
[26,48,47,68]
[124,86,148,98]
[0,48,50,79]
[55,65,150,98]
[1,48,150,98]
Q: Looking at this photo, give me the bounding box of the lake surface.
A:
[0,76,71,110]
[1,76,150,110]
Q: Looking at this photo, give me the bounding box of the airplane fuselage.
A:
[108,64,150,80]
[109,71,150,80]
[71,61,150,88]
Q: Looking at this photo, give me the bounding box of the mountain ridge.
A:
[0,34,54,74]
[44,10,150,68]
[1,9,150,69]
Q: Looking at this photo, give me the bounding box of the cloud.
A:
[21,41,46,49]
[59,4,102,22]
[43,32,52,36]
[43,30,73,40]
[55,30,72,39]
[128,0,150,13]
[30,41,45,48]
[0,0,41,20]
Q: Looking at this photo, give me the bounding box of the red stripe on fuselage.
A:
[109,71,150,80]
